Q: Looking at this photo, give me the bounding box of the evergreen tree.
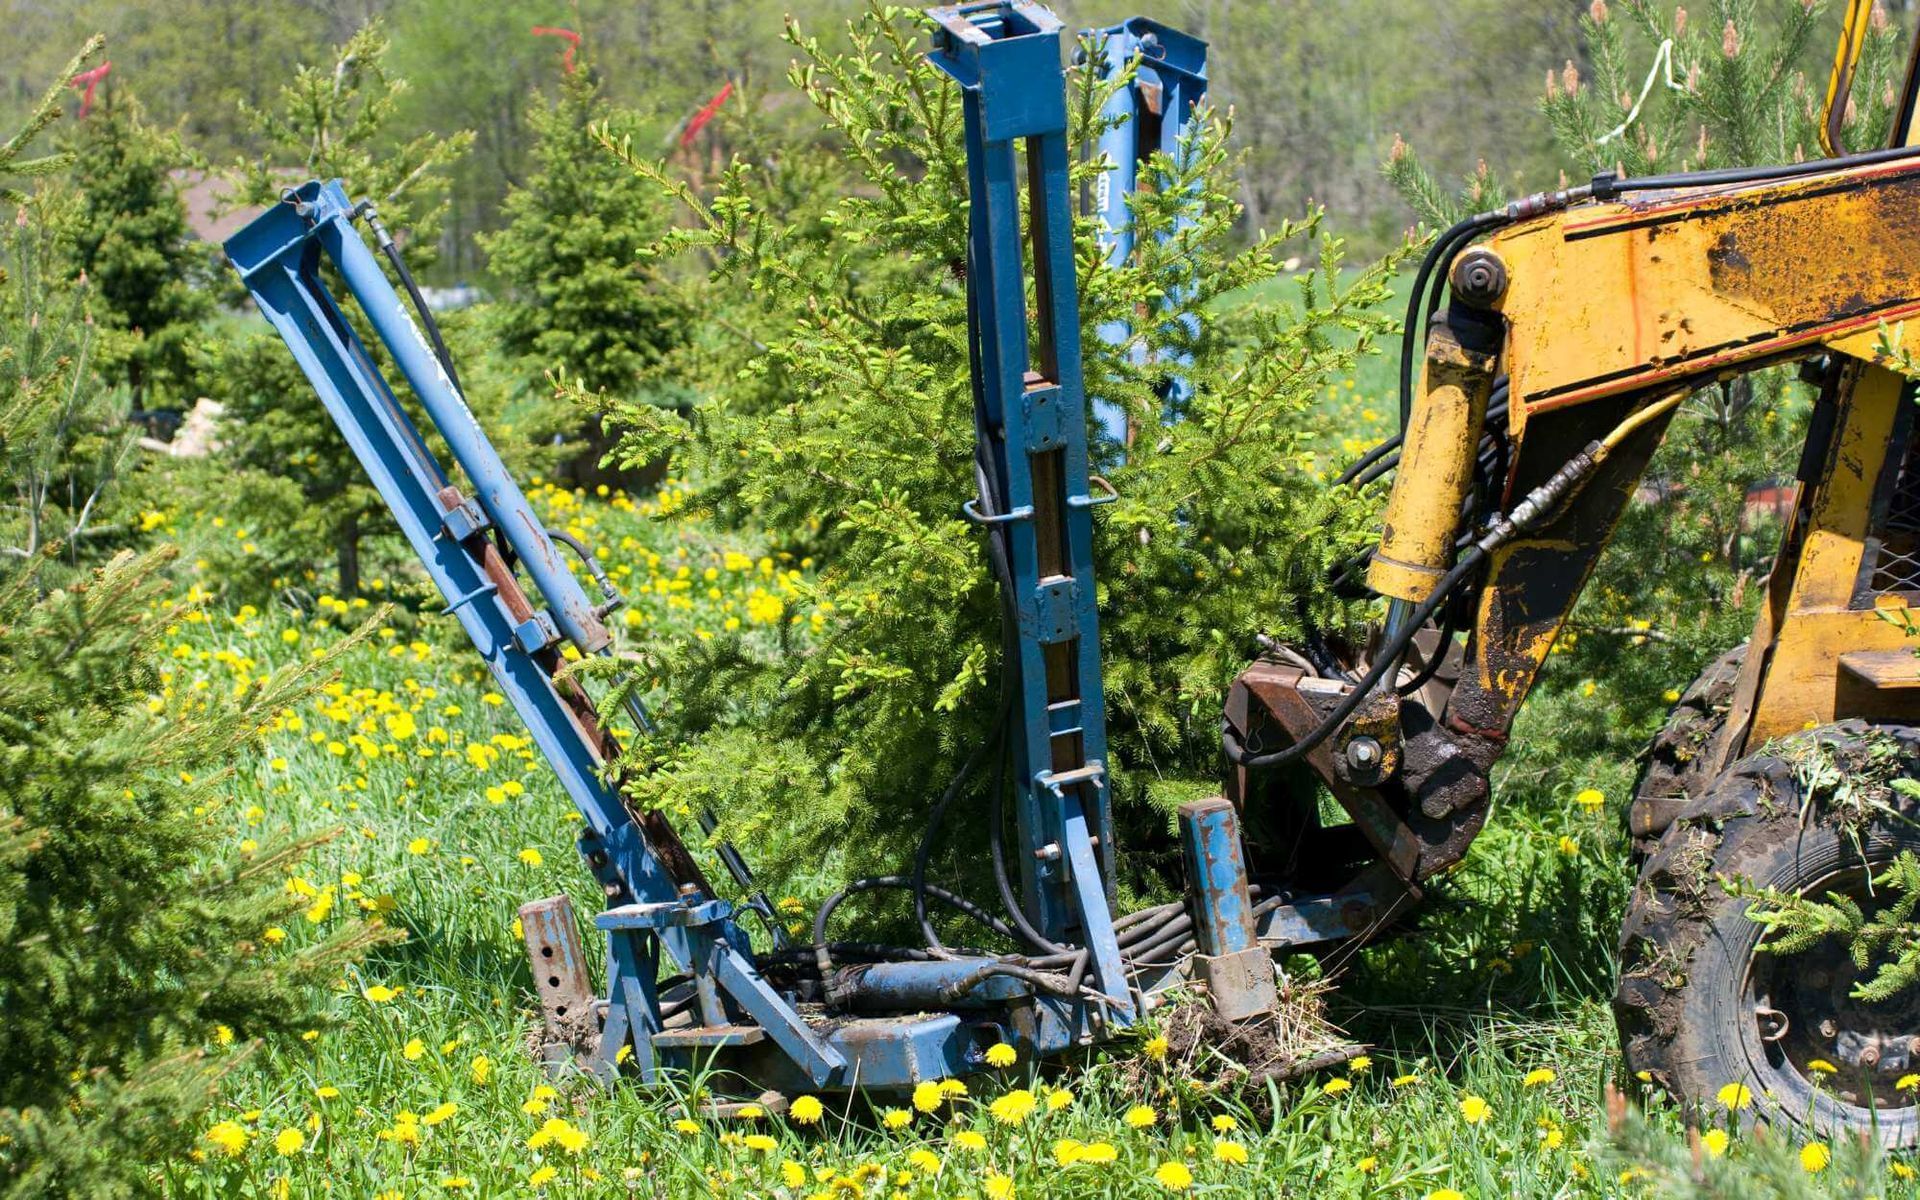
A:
[0,58,387,1197]
[478,51,691,486]
[65,83,213,410]
[213,21,474,596]
[593,5,1401,905]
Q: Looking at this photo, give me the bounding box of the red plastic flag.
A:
[71,61,111,118]
[531,26,581,74]
[680,81,734,147]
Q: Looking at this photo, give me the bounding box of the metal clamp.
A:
[961,498,1035,525]
[1067,475,1120,509]
[1035,760,1107,798]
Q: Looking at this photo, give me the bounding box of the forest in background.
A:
[0,0,1589,272]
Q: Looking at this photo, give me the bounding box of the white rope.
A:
[1596,39,1689,146]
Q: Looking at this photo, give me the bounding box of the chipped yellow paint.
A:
[1746,363,1914,742]
[1490,157,1920,416]
[1369,328,1496,602]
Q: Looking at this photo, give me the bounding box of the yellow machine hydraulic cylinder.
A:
[1367,294,1502,603]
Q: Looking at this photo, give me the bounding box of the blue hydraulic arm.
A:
[1084,17,1207,448]
[224,182,845,1087]
[930,1,1133,1022]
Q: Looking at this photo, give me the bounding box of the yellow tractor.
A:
[1245,0,1920,1142]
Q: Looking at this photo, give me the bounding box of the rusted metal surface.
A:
[1496,157,1920,414]
[438,485,716,899]
[518,895,599,1071]
[1177,797,1277,1022]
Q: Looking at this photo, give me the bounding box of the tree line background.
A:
[0,0,1591,272]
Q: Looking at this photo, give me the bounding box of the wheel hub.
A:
[1751,869,1920,1110]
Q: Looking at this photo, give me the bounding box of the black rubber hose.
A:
[1398,213,1508,429]
[1223,540,1493,770]
[988,738,1077,956]
[812,876,1021,979]
[1395,609,1459,697]
[1602,142,1920,197]
[911,699,1009,956]
[368,211,466,399]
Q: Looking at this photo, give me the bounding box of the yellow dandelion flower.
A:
[403,1038,426,1061]
[1322,1077,1352,1096]
[954,1130,987,1152]
[1701,1129,1729,1158]
[985,1172,1014,1200]
[881,1107,912,1129]
[989,1089,1037,1126]
[362,984,398,1003]
[1347,1055,1371,1073]
[1459,1095,1491,1124]
[1427,1191,1466,1200]
[527,1117,589,1154]
[1522,1067,1556,1087]
[789,1095,824,1125]
[1800,1143,1830,1174]
[1214,1140,1249,1165]
[1892,1161,1915,1180]
[1807,1059,1837,1075]
[528,1165,557,1187]
[264,926,287,944]
[939,1079,968,1098]
[205,1121,250,1157]
[734,1103,764,1119]
[742,1133,777,1153]
[470,1056,491,1085]
[781,1161,806,1188]
[422,1102,457,1126]
[273,1128,304,1156]
[1211,1114,1237,1132]
[985,1042,1017,1068]
[1357,1156,1379,1174]
[1574,788,1605,811]
[673,1119,701,1134]
[407,837,430,855]
[907,1148,941,1174]
[1391,1073,1419,1087]
[912,1081,943,1113]
[1143,1034,1169,1061]
[1717,1082,1753,1111]
[1152,1161,1193,1191]
[1124,1104,1157,1128]
[518,847,544,867]
[1899,1073,1920,1091]
[1054,1139,1086,1166]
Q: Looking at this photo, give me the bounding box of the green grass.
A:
[144,363,1919,1200]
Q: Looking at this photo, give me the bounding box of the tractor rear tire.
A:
[1629,643,1746,854]
[1615,721,1920,1147]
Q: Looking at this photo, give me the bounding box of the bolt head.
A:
[1346,736,1383,770]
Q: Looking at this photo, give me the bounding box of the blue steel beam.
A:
[929,1,1133,1023]
[1085,17,1207,448]
[224,181,843,1086]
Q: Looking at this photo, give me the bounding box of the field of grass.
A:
[140,369,1918,1199]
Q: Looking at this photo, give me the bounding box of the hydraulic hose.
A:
[363,207,466,400]
[812,876,1022,980]
[911,699,1009,957]
[1226,431,1611,770]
